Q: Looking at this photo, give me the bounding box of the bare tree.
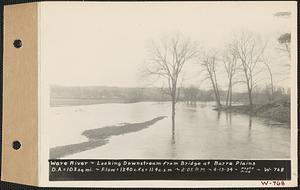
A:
[277,33,291,60]
[199,50,222,109]
[183,86,199,104]
[144,35,198,131]
[223,45,238,108]
[232,32,267,109]
[262,57,274,101]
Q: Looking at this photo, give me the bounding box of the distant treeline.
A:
[50,85,289,105]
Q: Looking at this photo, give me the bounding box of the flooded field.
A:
[48,102,290,159]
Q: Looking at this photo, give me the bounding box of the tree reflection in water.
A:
[226,112,232,126]
[216,111,221,122]
[248,115,253,140]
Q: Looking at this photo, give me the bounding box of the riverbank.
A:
[216,99,290,124]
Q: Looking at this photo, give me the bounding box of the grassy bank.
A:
[216,99,290,124]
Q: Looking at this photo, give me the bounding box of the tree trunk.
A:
[216,97,222,109]
[226,78,232,107]
[229,84,232,108]
[215,88,222,109]
[245,76,253,109]
[210,77,222,109]
[214,75,222,109]
[225,88,230,107]
[265,63,274,101]
[248,88,253,109]
[270,75,274,101]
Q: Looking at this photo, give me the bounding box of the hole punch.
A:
[12,140,21,150]
[13,39,22,48]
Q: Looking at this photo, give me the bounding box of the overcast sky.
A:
[41,2,295,91]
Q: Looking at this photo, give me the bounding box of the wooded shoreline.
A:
[215,99,290,124]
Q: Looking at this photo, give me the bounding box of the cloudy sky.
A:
[41,2,296,91]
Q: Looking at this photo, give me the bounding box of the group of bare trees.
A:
[183,86,199,104]
[198,32,269,109]
[144,31,290,129]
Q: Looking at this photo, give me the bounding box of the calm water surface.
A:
[48,102,290,159]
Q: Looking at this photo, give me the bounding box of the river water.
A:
[48,102,290,159]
